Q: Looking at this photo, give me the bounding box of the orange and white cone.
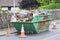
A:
[20,24,26,38]
[6,24,11,36]
[52,20,57,29]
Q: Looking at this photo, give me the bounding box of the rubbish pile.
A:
[11,10,33,22]
[10,9,48,22]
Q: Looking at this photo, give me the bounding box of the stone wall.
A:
[0,13,12,28]
[46,9,60,20]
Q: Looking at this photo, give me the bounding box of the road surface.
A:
[0,20,60,40]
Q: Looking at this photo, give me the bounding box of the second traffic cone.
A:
[6,24,11,36]
[20,24,26,38]
[52,20,57,29]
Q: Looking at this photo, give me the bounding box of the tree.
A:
[54,0,60,3]
[49,0,60,3]
[18,0,40,9]
[0,6,2,11]
[37,0,51,6]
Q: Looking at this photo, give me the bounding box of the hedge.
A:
[38,3,60,10]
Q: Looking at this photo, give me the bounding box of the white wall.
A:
[11,7,20,13]
[2,7,8,11]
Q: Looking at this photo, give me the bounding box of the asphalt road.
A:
[0,20,60,40]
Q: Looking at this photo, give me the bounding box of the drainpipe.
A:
[13,0,15,15]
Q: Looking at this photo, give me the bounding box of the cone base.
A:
[6,35,10,37]
[19,35,26,38]
[52,25,57,29]
[52,28,57,29]
[6,30,11,37]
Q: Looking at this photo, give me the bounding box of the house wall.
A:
[2,7,8,10]
[2,7,20,12]
[11,7,20,13]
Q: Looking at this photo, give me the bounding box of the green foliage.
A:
[37,0,60,9]
[50,0,60,3]
[37,0,52,6]
[0,6,2,11]
[37,0,60,6]
[38,3,60,10]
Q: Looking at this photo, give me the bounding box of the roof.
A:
[0,0,21,7]
[0,0,40,9]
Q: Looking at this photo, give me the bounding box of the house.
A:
[0,0,40,11]
[0,0,21,11]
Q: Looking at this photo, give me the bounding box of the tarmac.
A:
[0,20,60,40]
[0,27,17,36]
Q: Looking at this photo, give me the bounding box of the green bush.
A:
[0,6,2,11]
[37,0,51,6]
[38,3,60,10]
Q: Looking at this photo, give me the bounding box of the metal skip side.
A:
[12,20,50,33]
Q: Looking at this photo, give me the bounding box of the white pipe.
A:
[13,0,15,8]
[13,0,15,15]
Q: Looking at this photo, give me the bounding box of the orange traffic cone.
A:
[52,20,57,29]
[20,24,26,38]
[6,24,11,36]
